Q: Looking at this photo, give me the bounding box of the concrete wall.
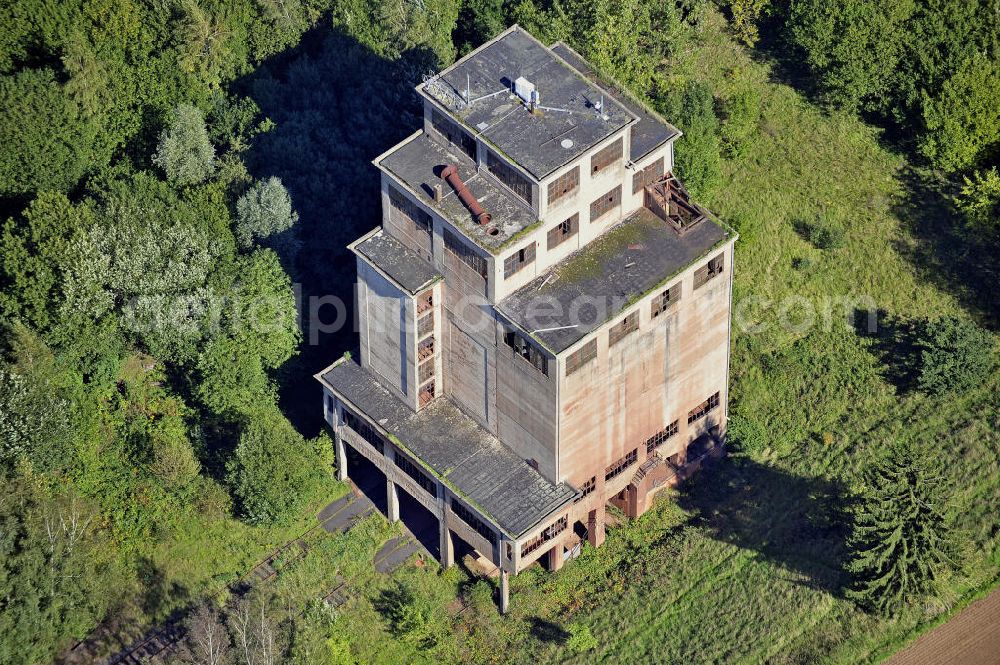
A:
[357,259,415,409]
[556,239,734,492]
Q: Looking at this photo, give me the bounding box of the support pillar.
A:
[548,544,564,572]
[440,523,454,568]
[334,430,347,482]
[587,506,606,548]
[499,569,510,614]
[386,478,399,523]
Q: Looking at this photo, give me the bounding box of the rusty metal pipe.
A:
[440,164,492,225]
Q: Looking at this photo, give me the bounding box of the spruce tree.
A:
[847,441,954,613]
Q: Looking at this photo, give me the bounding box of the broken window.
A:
[343,410,385,454]
[521,515,568,556]
[418,381,435,407]
[580,476,596,498]
[503,328,549,375]
[687,392,720,424]
[565,339,597,376]
[452,499,497,545]
[503,242,536,279]
[394,452,437,495]
[590,185,621,223]
[591,137,623,176]
[547,166,579,207]
[547,213,579,250]
[608,311,639,346]
[693,253,725,289]
[646,420,680,454]
[651,283,681,318]
[605,448,638,481]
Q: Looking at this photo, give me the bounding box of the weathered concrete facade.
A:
[316,25,735,609]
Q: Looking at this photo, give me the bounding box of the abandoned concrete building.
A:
[315,26,736,609]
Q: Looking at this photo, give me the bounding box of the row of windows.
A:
[487,151,533,205]
[521,515,567,557]
[443,228,488,278]
[451,498,497,545]
[430,109,477,161]
[687,392,720,424]
[388,185,432,238]
[343,410,385,454]
[605,448,638,481]
[503,328,549,376]
[646,420,680,454]
[394,453,437,496]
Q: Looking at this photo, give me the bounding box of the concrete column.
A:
[499,569,510,614]
[548,544,563,572]
[387,478,399,523]
[440,523,454,568]
[334,430,347,482]
[587,506,606,548]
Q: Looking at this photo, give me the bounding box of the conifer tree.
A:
[847,441,955,613]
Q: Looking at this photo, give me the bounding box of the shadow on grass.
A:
[855,308,922,393]
[234,27,440,437]
[527,616,571,644]
[891,167,1000,329]
[677,456,852,596]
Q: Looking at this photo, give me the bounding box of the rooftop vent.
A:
[514,76,540,110]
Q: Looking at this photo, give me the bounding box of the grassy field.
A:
[132,9,998,663]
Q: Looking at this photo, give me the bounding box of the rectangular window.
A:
[580,476,596,498]
[608,311,639,346]
[503,242,536,279]
[503,328,549,376]
[632,157,665,194]
[693,253,725,289]
[431,109,476,160]
[687,392,720,424]
[651,283,681,318]
[646,420,680,454]
[451,499,496,545]
[343,410,385,454]
[591,137,623,176]
[418,358,434,384]
[605,448,638,481]
[416,291,433,315]
[419,381,435,407]
[443,228,488,278]
[487,151,532,205]
[547,213,579,250]
[590,185,621,223]
[565,339,597,376]
[394,453,437,495]
[417,313,434,338]
[521,515,568,557]
[388,185,432,238]
[547,166,579,207]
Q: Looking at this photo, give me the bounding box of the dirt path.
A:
[885,587,1000,665]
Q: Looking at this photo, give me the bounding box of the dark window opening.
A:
[687,392,720,424]
[388,185,432,238]
[452,498,496,545]
[579,476,596,499]
[646,421,680,454]
[343,410,385,454]
[503,242,536,279]
[547,213,579,250]
[521,515,567,557]
[605,448,638,481]
[503,328,549,376]
[394,453,437,495]
[419,381,435,407]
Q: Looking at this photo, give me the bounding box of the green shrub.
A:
[803,217,846,249]
[655,79,722,198]
[720,77,762,157]
[153,103,216,186]
[916,316,996,395]
[566,623,599,653]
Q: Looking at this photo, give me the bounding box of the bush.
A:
[802,216,846,249]
[956,167,1000,234]
[655,79,722,198]
[720,77,762,157]
[225,410,328,525]
[566,623,598,653]
[234,176,299,249]
[916,316,996,395]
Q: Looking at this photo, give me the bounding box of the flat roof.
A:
[497,208,730,354]
[419,26,634,180]
[378,131,538,254]
[351,228,441,295]
[319,358,577,537]
[549,42,680,162]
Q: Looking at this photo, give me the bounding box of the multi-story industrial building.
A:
[315,25,736,610]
